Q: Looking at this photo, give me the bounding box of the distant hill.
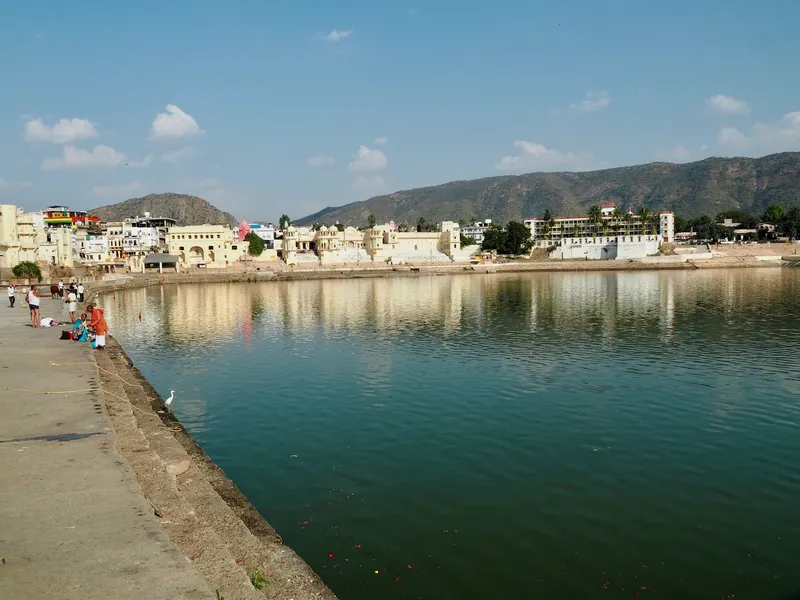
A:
[90,193,237,226]
[295,153,800,226]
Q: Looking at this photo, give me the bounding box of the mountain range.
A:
[296,152,800,226]
[90,193,237,226]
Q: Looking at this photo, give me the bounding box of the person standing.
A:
[7,283,15,308]
[87,304,108,349]
[25,285,41,328]
[57,279,64,298]
[65,289,78,323]
[77,282,85,303]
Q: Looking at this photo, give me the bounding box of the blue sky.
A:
[1,0,799,221]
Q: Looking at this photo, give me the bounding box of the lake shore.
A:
[80,253,790,296]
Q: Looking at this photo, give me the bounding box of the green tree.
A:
[762,204,784,224]
[12,261,42,282]
[505,221,533,255]
[367,214,377,228]
[334,222,345,231]
[480,226,506,252]
[543,208,552,222]
[612,207,625,234]
[638,208,652,234]
[244,232,265,256]
[588,205,602,236]
[279,214,291,230]
[460,233,476,248]
[417,217,427,232]
[778,206,800,239]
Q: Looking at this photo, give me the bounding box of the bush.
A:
[244,232,265,256]
[12,261,42,282]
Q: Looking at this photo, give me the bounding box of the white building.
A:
[233,222,278,249]
[522,203,675,260]
[104,219,160,259]
[461,219,492,244]
[166,224,250,268]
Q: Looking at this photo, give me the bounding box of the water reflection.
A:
[101,269,800,600]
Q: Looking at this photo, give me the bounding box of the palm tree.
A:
[638,208,651,235]
[612,207,625,235]
[623,212,634,236]
[587,205,602,237]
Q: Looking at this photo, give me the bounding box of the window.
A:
[179,246,184,251]
[208,245,214,250]
[232,245,238,250]
[216,234,221,239]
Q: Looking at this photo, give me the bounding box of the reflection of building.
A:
[524,203,675,260]
[166,225,249,268]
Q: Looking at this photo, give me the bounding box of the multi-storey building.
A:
[523,203,675,244]
[461,219,493,245]
[165,224,250,268]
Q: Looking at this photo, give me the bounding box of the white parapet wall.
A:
[548,235,662,260]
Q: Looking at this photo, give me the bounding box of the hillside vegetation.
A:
[90,193,237,226]
[296,153,800,226]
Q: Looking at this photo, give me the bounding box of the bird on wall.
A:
[165,390,174,406]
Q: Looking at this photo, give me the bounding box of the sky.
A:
[1,0,800,222]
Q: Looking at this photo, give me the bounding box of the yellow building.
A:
[0,205,74,268]
[0,205,21,268]
[166,224,249,269]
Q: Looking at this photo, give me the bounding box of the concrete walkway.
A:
[0,296,214,600]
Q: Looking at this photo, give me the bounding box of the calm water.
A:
[103,270,800,600]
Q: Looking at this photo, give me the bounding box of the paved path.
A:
[0,296,214,600]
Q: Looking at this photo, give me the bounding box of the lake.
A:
[103,269,800,599]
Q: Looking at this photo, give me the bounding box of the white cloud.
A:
[199,178,220,188]
[706,94,750,115]
[570,91,610,113]
[150,105,203,139]
[699,144,709,152]
[128,154,153,168]
[324,29,352,42]
[661,144,692,162]
[308,154,335,167]
[0,178,33,192]
[374,136,388,145]
[718,127,749,150]
[348,145,388,172]
[24,117,98,144]
[162,146,194,163]
[352,175,386,194]
[717,112,800,154]
[92,181,143,197]
[41,145,126,170]
[495,140,595,172]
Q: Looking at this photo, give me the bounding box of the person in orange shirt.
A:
[86,304,109,350]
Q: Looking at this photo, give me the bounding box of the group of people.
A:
[7,281,108,349]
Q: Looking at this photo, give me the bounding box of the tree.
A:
[12,261,42,282]
[638,208,652,234]
[460,233,476,248]
[367,214,377,228]
[245,232,266,256]
[588,205,602,236]
[279,214,291,230]
[417,217,427,232]
[480,226,506,252]
[398,221,409,233]
[762,204,784,224]
[778,206,800,239]
[612,207,626,234]
[543,209,552,222]
[505,221,533,255]
[334,222,345,231]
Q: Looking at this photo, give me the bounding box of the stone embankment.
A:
[93,340,337,600]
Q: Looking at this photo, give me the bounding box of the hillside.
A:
[296,153,800,226]
[90,193,237,226]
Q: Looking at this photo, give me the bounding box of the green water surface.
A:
[104,269,800,599]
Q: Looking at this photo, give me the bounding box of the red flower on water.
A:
[328,553,335,559]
